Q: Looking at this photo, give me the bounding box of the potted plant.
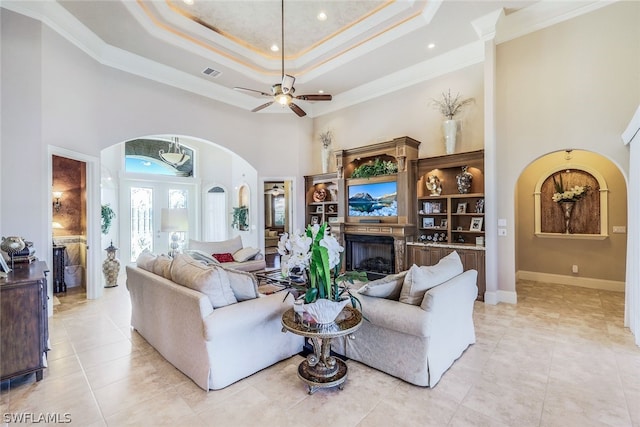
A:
[431,89,474,154]
[101,204,116,234]
[231,206,249,230]
[277,222,367,324]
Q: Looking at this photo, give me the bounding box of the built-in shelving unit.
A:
[409,150,486,300]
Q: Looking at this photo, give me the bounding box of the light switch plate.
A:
[498,219,507,227]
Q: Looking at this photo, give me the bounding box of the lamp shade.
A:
[160,208,189,232]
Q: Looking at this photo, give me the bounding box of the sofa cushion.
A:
[152,255,173,280]
[212,253,235,263]
[399,251,463,305]
[221,267,259,301]
[170,254,237,308]
[358,271,407,300]
[184,249,220,266]
[189,236,243,257]
[233,247,260,262]
[136,250,157,272]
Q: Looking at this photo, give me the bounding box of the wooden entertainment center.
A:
[304,137,486,300]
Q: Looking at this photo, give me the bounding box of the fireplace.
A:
[345,234,395,279]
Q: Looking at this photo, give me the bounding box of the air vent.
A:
[202,67,221,78]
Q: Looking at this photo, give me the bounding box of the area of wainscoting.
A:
[517,270,626,293]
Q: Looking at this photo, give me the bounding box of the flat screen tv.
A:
[348,181,397,218]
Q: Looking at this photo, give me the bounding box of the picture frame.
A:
[328,216,339,223]
[456,202,467,214]
[310,215,319,225]
[475,198,485,213]
[315,205,324,213]
[0,255,11,273]
[422,217,435,228]
[432,202,441,214]
[470,217,484,231]
[440,219,448,228]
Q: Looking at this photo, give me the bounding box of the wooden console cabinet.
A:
[1,261,49,382]
[407,243,485,300]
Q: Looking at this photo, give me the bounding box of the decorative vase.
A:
[321,146,331,173]
[456,165,473,194]
[560,201,575,234]
[443,119,457,154]
[303,298,350,325]
[102,241,120,288]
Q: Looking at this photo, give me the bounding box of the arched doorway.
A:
[515,149,627,292]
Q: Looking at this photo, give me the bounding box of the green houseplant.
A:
[277,223,367,322]
[101,204,116,234]
[231,206,249,230]
[350,158,398,179]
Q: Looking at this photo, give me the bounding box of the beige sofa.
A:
[187,235,266,272]
[333,251,477,387]
[126,252,303,391]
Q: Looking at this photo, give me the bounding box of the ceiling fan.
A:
[233,0,332,117]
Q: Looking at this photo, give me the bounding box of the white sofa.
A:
[187,235,266,272]
[126,252,303,391]
[333,251,477,387]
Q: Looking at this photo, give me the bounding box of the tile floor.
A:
[1,278,639,426]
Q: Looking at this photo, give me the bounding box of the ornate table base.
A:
[281,307,362,394]
[298,336,348,394]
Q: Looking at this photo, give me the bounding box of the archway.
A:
[515,149,627,292]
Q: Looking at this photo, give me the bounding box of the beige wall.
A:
[516,150,627,281]
[495,1,639,294]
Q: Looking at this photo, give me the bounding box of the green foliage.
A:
[350,158,398,178]
[101,204,116,235]
[232,206,249,230]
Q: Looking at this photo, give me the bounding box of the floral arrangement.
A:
[350,158,398,178]
[277,222,366,303]
[319,130,333,149]
[431,89,474,120]
[551,173,589,202]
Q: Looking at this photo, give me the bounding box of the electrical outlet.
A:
[498,228,507,236]
[613,226,626,234]
[572,265,578,274]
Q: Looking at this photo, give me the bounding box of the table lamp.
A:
[160,208,188,257]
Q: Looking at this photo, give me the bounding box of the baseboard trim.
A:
[517,270,625,292]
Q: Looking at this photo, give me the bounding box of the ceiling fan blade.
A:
[281,74,295,94]
[295,94,333,101]
[289,103,307,117]
[252,101,274,112]
[234,87,272,97]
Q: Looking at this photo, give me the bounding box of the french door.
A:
[121,181,196,262]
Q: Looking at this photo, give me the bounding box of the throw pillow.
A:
[152,255,173,280]
[221,266,259,301]
[184,249,220,265]
[136,250,157,272]
[233,247,260,262]
[212,253,235,263]
[170,254,237,308]
[358,271,408,300]
[399,251,463,305]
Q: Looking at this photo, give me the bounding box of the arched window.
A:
[205,186,227,241]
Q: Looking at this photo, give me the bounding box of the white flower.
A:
[277,223,344,278]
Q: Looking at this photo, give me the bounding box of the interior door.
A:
[121,181,196,262]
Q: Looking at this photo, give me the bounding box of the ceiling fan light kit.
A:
[233,0,332,117]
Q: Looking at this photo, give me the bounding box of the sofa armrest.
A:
[356,294,431,337]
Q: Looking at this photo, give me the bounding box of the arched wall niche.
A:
[534,161,609,239]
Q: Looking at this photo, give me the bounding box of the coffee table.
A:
[281,306,362,394]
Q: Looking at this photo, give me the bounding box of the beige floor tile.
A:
[2,279,638,426]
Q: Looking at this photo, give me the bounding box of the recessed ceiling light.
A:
[427,43,436,49]
[182,0,194,5]
[317,11,327,21]
[270,44,279,52]
[318,90,324,94]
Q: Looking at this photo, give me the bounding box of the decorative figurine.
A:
[102,241,120,288]
[456,165,473,194]
[426,174,442,196]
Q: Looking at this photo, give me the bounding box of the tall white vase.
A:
[321,146,330,173]
[443,119,457,154]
